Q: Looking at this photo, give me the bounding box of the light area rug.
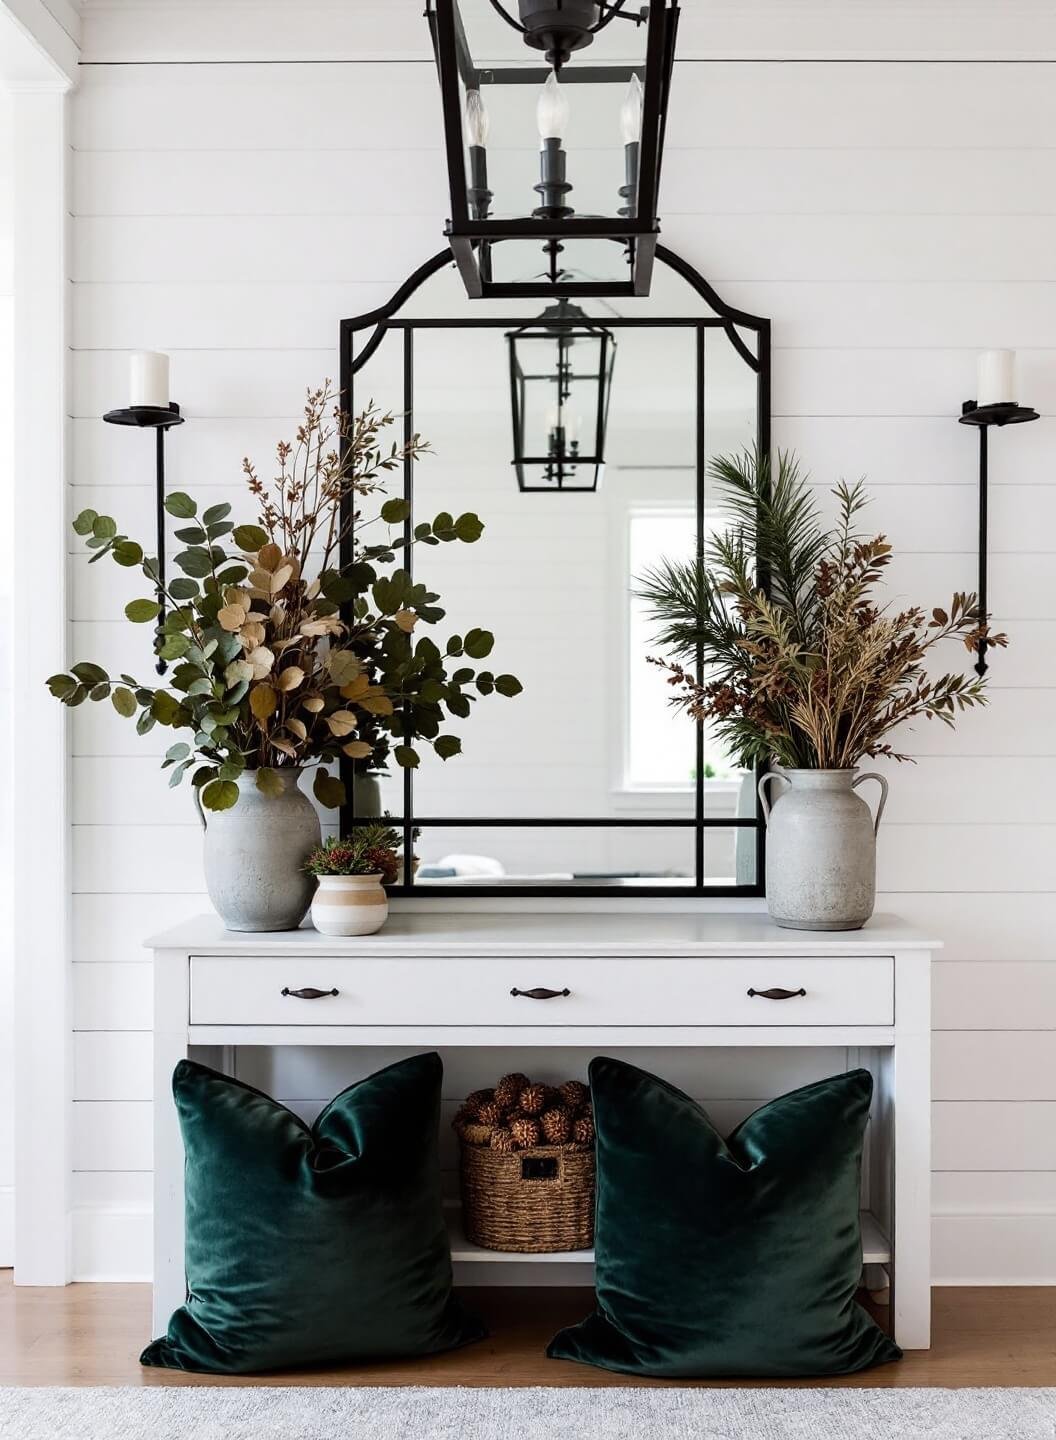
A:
[0,1387,1053,1440]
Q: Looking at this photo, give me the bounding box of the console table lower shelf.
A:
[445,1206,892,1274]
[147,911,936,1352]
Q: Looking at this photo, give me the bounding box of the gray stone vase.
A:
[194,767,321,932]
[758,768,889,931]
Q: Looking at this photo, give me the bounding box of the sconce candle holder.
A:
[958,396,1038,676]
[102,402,185,674]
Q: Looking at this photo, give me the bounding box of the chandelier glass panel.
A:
[425,1,681,299]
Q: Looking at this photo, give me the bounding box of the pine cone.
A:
[476,1100,505,1127]
[494,1072,529,1111]
[461,1121,494,1147]
[465,1088,494,1117]
[572,1111,594,1146]
[517,1082,547,1116]
[560,1080,590,1113]
[540,1107,571,1145]
[509,1115,541,1149]
[490,1126,515,1154]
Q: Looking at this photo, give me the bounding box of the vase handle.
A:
[192,786,207,831]
[757,771,785,825]
[852,771,889,837]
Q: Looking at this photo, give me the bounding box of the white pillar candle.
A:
[977,349,1015,408]
[130,350,170,409]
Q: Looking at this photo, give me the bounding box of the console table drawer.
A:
[189,955,894,1027]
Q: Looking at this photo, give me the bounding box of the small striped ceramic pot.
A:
[310,874,389,937]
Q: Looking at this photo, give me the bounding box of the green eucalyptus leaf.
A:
[494,674,523,697]
[46,673,78,700]
[71,661,108,685]
[164,492,197,520]
[463,627,494,660]
[312,770,346,809]
[158,632,191,661]
[454,512,485,543]
[151,691,182,724]
[111,687,137,718]
[445,635,463,657]
[124,598,161,624]
[135,709,156,736]
[174,526,207,545]
[92,514,117,540]
[446,693,471,719]
[393,744,420,769]
[206,520,233,541]
[434,734,462,761]
[165,742,191,763]
[432,511,454,537]
[168,578,200,601]
[202,503,232,525]
[168,760,193,788]
[201,778,239,812]
[110,537,148,567]
[72,509,98,536]
[174,548,214,579]
[380,497,411,525]
[232,524,268,551]
[216,564,249,586]
[255,767,283,798]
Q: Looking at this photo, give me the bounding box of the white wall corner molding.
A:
[8,0,78,1279]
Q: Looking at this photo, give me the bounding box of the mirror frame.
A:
[339,244,771,898]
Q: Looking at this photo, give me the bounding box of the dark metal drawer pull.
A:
[747,987,806,1000]
[510,986,571,1000]
[281,986,339,1000]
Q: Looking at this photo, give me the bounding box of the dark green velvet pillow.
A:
[548,1058,900,1378]
[141,1052,484,1374]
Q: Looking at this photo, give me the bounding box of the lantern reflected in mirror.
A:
[507,300,616,492]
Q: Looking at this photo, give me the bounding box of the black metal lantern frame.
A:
[339,244,771,899]
[425,0,680,299]
[507,300,616,491]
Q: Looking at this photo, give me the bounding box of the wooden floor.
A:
[0,1276,1053,1388]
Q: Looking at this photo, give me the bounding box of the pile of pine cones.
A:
[454,1073,595,1153]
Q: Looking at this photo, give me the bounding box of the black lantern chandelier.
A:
[507,300,616,491]
[425,0,680,299]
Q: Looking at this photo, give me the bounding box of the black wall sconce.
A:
[103,351,184,674]
[959,348,1038,676]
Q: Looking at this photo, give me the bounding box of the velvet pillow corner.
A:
[141,1051,484,1374]
[548,1056,900,1378]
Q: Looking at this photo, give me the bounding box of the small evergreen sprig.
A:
[304,828,402,884]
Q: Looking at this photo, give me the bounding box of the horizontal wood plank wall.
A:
[69,19,1056,1283]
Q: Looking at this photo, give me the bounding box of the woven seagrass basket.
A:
[459,1142,595,1253]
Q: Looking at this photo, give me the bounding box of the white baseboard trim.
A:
[71,1207,152,1283]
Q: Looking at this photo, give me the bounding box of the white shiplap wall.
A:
[0,86,14,1267]
[68,2,1056,1283]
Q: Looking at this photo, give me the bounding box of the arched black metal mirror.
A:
[339,245,770,896]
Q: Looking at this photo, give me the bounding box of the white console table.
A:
[148,911,937,1349]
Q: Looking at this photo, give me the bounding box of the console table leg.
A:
[152,950,188,1338]
[891,951,932,1349]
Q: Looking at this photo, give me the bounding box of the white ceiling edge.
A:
[75,0,1056,66]
[0,0,79,85]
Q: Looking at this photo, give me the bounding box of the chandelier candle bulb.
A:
[464,90,492,220]
[977,349,1016,407]
[130,350,170,409]
[537,70,570,142]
